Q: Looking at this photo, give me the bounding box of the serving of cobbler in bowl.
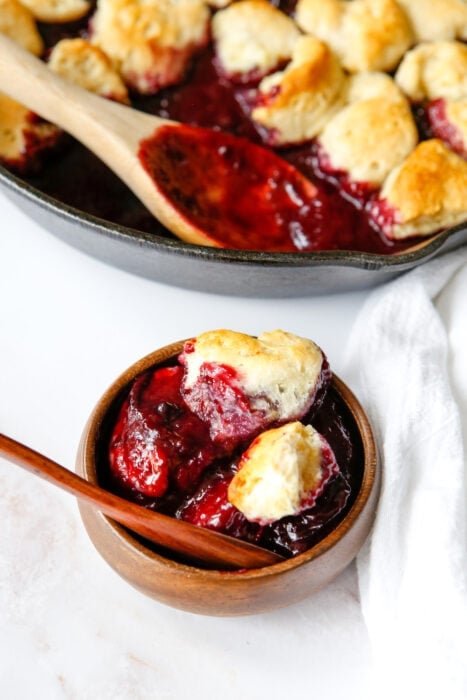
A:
[0,0,466,295]
[76,330,379,615]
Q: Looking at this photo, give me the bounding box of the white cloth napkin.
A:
[344,249,467,699]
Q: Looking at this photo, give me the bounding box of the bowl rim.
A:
[2,163,465,270]
[78,338,380,579]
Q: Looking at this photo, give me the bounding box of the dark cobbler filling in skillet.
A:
[101,331,364,559]
[1,0,466,251]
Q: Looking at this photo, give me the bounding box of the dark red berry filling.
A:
[139,123,348,252]
[9,5,416,255]
[108,365,223,497]
[177,465,254,537]
[179,361,268,449]
[174,439,351,557]
[367,196,402,238]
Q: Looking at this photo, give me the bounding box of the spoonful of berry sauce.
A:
[0,34,323,251]
[0,433,283,570]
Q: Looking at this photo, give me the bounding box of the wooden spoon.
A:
[0,34,317,250]
[0,433,283,570]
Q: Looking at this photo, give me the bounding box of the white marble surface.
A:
[0,188,383,698]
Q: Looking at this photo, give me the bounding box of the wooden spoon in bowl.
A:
[0,34,319,251]
[0,433,283,570]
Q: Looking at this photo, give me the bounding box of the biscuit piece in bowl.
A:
[228,422,339,525]
[180,329,331,448]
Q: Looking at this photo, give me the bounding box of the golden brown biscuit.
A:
[251,36,346,145]
[47,39,129,103]
[90,0,210,95]
[211,0,301,80]
[396,0,467,42]
[0,0,44,56]
[370,139,467,239]
[295,0,413,72]
[19,0,91,23]
[0,93,61,172]
[181,329,327,425]
[395,42,467,157]
[395,41,467,102]
[343,70,405,104]
[228,422,337,524]
[318,73,418,186]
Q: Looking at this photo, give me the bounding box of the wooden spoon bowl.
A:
[76,340,380,616]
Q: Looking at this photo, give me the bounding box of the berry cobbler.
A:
[1,0,466,251]
[104,330,363,559]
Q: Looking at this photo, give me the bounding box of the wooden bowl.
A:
[76,340,380,616]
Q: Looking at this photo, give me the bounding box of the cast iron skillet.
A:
[1,164,466,297]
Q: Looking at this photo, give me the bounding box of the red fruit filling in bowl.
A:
[102,353,362,559]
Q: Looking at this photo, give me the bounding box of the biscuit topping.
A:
[212,0,301,81]
[180,330,330,447]
[395,41,467,102]
[295,0,413,72]
[48,38,130,103]
[369,139,467,239]
[228,422,339,524]
[90,0,210,94]
[317,73,417,189]
[395,41,467,158]
[252,36,346,145]
[0,0,44,56]
[396,0,467,42]
[18,0,91,23]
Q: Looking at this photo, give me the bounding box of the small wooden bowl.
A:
[76,340,380,616]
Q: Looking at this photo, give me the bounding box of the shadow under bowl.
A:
[75,340,381,616]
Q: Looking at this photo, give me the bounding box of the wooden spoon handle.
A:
[0,34,215,246]
[0,34,163,147]
[0,433,282,569]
